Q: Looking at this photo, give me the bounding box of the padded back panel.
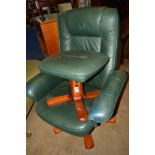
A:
[58,7,119,88]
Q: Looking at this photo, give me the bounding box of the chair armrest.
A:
[26,73,64,103]
[88,71,127,123]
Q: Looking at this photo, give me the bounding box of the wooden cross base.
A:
[53,127,94,149]
[107,116,116,123]
[54,127,62,134]
[47,80,100,121]
[84,134,94,149]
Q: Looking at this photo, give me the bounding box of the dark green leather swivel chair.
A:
[26,7,127,149]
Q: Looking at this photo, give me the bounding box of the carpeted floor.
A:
[26,60,129,155]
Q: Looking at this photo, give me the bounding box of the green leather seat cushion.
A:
[36,81,97,137]
[39,50,109,82]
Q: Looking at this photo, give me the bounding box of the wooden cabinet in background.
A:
[33,14,59,56]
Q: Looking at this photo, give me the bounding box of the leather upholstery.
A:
[36,81,97,136]
[88,71,127,123]
[26,73,64,102]
[26,7,127,136]
[58,7,120,88]
[39,50,109,82]
[27,75,98,136]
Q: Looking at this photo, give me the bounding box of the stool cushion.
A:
[36,81,97,137]
[39,50,109,82]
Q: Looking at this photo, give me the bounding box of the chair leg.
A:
[108,116,116,123]
[54,128,62,134]
[84,134,94,149]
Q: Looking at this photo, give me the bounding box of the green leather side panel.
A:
[39,50,109,82]
[86,9,120,88]
[36,81,97,137]
[88,71,127,123]
[26,73,64,103]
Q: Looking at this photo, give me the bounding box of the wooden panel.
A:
[40,19,59,55]
[33,20,47,56]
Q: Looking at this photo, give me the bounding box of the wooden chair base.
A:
[84,134,94,149]
[53,128,94,149]
[49,81,116,149]
[107,116,116,123]
[47,80,100,121]
[54,128,62,134]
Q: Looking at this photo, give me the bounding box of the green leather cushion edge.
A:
[39,50,109,82]
[26,73,64,103]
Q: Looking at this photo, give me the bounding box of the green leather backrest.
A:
[58,7,120,88]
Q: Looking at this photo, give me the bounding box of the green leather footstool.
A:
[39,50,109,82]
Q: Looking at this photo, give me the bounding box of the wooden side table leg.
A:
[84,134,94,149]
[54,128,62,134]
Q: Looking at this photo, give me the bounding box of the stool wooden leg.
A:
[54,128,62,134]
[84,134,94,149]
[26,131,32,137]
[107,116,116,123]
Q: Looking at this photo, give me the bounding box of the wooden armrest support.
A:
[47,80,100,122]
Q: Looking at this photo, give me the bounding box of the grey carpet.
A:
[26,60,129,155]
